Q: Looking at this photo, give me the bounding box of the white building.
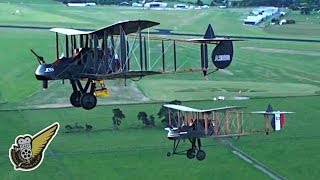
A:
[244,6,279,25]
[144,2,167,8]
[67,3,96,7]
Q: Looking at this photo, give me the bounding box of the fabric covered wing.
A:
[92,20,160,37]
[80,70,162,80]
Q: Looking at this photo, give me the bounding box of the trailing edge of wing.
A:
[142,36,243,44]
[80,70,162,80]
[186,38,244,44]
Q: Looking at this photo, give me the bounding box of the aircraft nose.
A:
[35,64,55,80]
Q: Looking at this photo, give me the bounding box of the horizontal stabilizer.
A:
[250,111,295,114]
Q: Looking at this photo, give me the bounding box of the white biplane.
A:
[163,103,294,160]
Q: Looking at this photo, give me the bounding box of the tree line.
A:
[55,0,319,8]
[111,100,181,130]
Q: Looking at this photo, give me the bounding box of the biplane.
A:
[163,104,294,161]
[33,20,240,110]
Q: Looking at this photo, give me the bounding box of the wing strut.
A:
[144,37,147,71]
[120,25,127,71]
[138,25,143,71]
[80,34,84,47]
[200,44,208,76]
[127,40,130,71]
[162,40,165,72]
[55,32,59,59]
[65,35,69,58]
[174,40,177,72]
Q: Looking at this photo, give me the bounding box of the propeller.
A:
[31,49,48,89]
[30,49,46,65]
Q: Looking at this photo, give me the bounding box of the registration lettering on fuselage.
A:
[44,67,54,73]
[215,55,230,61]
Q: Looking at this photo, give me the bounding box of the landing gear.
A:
[167,138,206,161]
[196,150,206,161]
[80,93,97,110]
[69,79,98,110]
[186,148,196,159]
[70,91,81,107]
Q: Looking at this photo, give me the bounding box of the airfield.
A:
[0,0,320,179]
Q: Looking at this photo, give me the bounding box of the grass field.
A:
[1,96,320,179]
[0,1,320,179]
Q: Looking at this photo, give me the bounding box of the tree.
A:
[196,0,204,6]
[112,108,125,130]
[149,115,155,127]
[157,100,181,127]
[137,112,155,127]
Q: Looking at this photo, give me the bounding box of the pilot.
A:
[73,48,81,58]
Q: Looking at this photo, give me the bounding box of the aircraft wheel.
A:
[70,91,81,107]
[186,148,196,159]
[196,150,206,161]
[80,93,97,110]
[167,152,171,157]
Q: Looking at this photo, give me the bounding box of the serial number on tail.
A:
[215,55,231,61]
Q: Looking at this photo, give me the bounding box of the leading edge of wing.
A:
[250,111,295,114]
[163,104,201,112]
[163,104,245,113]
[91,20,160,37]
[50,28,92,35]
[79,70,162,80]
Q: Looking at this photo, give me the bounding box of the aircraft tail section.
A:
[199,24,234,76]
[203,24,215,39]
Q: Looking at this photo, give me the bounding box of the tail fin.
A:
[266,103,273,112]
[203,24,215,39]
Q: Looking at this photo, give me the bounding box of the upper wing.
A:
[163,104,244,113]
[32,123,59,157]
[200,106,245,112]
[50,28,91,35]
[163,104,201,112]
[91,20,160,38]
[50,20,159,37]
